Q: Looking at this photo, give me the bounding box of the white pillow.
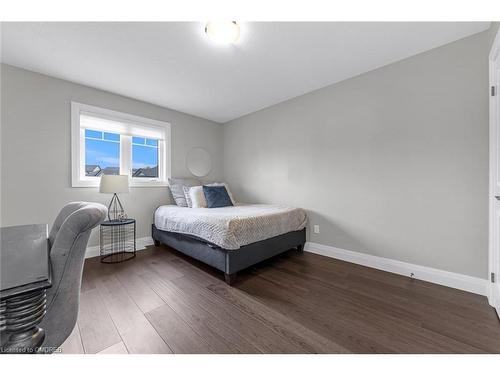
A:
[169,177,201,207]
[206,182,236,205]
[183,186,207,208]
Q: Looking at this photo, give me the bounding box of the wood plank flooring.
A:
[59,244,500,354]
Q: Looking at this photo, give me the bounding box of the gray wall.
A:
[223,31,490,278]
[488,22,499,48]
[0,64,223,246]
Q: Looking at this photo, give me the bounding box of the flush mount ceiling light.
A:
[205,21,240,44]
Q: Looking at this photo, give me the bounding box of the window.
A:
[71,102,171,187]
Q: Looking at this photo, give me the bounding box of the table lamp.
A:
[99,175,130,221]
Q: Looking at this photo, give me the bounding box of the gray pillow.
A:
[168,177,201,207]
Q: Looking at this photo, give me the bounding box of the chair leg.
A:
[224,273,237,285]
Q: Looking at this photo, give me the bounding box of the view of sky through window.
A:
[84,129,159,178]
[84,129,120,176]
[132,136,159,178]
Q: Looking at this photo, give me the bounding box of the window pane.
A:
[146,139,158,147]
[103,132,120,142]
[132,136,145,145]
[85,132,120,177]
[132,138,158,178]
[85,129,102,139]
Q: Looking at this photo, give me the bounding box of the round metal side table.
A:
[99,219,136,263]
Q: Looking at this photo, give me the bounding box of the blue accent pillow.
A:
[203,185,233,208]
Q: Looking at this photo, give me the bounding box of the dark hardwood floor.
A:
[59,244,500,354]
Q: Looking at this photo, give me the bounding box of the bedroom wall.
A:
[223,30,490,278]
[488,22,499,48]
[0,64,224,246]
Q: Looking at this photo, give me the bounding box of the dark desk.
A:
[0,224,51,354]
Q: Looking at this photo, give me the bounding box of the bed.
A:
[152,203,307,284]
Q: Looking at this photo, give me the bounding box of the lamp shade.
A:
[99,175,130,194]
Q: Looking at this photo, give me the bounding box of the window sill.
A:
[72,179,169,188]
[130,180,169,188]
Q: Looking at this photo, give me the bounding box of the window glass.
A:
[85,129,102,139]
[84,130,120,176]
[132,136,145,144]
[132,137,159,178]
[146,139,158,147]
[103,132,120,142]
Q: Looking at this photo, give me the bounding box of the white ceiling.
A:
[1,22,490,123]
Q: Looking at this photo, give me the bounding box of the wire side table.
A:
[99,219,136,263]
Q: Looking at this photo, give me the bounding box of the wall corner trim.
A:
[85,236,154,259]
[305,241,488,296]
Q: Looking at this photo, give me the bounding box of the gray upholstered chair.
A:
[39,202,107,353]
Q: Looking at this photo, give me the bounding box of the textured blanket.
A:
[154,204,308,250]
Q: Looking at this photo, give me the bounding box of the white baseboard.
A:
[305,241,488,296]
[85,236,154,259]
[489,283,500,318]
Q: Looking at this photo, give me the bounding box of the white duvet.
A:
[154,203,307,250]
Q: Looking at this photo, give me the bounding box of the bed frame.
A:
[152,224,306,285]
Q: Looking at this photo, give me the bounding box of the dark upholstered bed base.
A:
[151,224,306,285]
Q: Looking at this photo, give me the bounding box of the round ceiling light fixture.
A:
[205,21,240,44]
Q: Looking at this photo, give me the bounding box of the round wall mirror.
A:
[186,147,212,177]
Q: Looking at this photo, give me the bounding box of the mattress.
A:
[154,203,307,250]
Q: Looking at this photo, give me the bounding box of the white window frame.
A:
[71,102,171,188]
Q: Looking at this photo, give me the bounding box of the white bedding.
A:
[154,203,307,250]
